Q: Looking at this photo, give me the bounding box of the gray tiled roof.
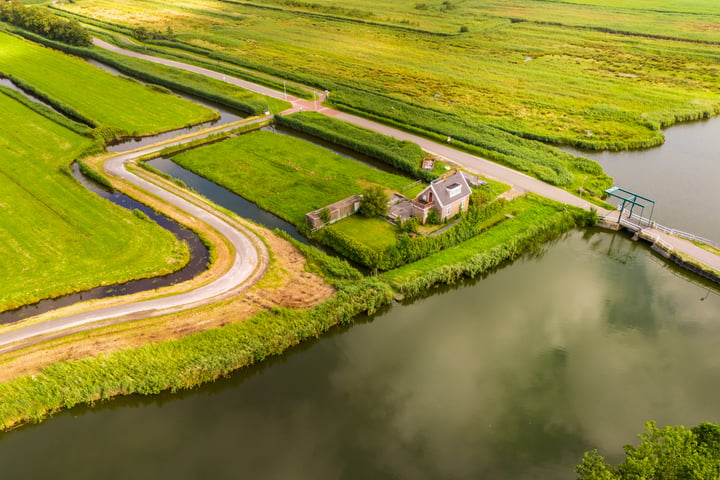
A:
[426,170,471,208]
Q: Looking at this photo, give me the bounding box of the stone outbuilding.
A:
[306,194,362,230]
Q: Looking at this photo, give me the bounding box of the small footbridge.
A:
[598,187,720,284]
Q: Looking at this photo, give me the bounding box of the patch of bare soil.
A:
[0,228,335,383]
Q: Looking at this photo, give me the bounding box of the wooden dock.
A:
[598,210,720,285]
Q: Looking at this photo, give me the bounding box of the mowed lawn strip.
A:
[328,216,397,251]
[171,130,416,225]
[0,31,215,136]
[0,92,188,311]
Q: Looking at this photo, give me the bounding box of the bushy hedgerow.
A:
[0,1,91,46]
[276,112,434,181]
[317,199,508,270]
[392,209,579,297]
[327,87,609,189]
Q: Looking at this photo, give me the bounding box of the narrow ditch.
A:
[0,164,210,325]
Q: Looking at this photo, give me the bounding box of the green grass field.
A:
[55,0,720,150]
[171,130,417,226]
[83,40,291,115]
[0,31,216,136]
[0,91,188,312]
[328,216,398,250]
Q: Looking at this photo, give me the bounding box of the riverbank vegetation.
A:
[382,195,593,294]
[0,91,189,312]
[0,30,216,139]
[0,191,589,431]
[576,421,720,479]
[53,0,720,152]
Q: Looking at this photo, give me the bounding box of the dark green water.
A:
[1,230,718,479]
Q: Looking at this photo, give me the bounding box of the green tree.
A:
[359,186,388,218]
[319,207,331,224]
[576,422,720,480]
[0,0,91,46]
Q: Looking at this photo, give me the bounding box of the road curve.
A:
[0,120,271,350]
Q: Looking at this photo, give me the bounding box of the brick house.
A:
[412,170,472,223]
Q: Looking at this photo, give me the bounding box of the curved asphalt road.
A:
[0,120,270,350]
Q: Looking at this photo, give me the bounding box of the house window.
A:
[446,184,462,198]
[446,206,451,217]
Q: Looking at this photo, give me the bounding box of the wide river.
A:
[0,120,718,478]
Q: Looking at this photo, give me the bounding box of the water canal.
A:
[85,59,247,153]
[0,164,210,324]
[1,230,718,479]
[563,115,720,242]
[148,157,307,244]
[2,63,720,477]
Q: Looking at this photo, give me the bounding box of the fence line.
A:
[615,207,719,249]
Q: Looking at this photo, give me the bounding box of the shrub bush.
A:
[318,198,509,270]
[275,112,433,181]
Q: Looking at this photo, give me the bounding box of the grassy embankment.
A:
[54,0,720,156]
[0,191,590,431]
[0,91,189,312]
[0,30,216,140]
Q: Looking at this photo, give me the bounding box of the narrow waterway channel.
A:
[1,230,718,479]
[562,115,720,241]
[0,164,210,324]
[148,157,307,243]
[0,77,67,116]
[146,123,416,248]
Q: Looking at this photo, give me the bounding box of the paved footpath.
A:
[0,119,272,350]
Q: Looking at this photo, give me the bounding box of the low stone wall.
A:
[306,195,362,230]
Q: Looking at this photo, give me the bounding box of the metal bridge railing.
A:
[616,207,720,249]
